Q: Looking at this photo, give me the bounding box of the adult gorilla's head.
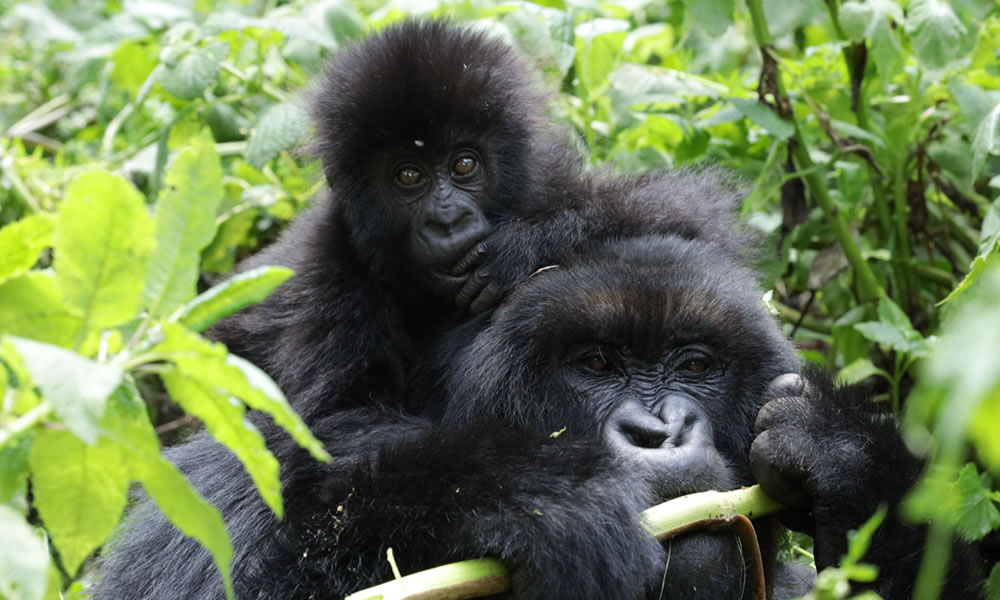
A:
[418,233,800,596]
[310,20,565,296]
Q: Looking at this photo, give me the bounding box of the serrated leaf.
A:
[28,428,129,575]
[174,266,294,332]
[9,337,122,444]
[0,214,54,286]
[100,382,234,600]
[730,98,794,140]
[684,0,735,36]
[143,138,225,318]
[152,324,329,461]
[972,102,1000,181]
[55,171,154,344]
[0,504,49,600]
[0,272,83,349]
[159,40,229,100]
[905,0,968,71]
[853,322,925,356]
[160,372,282,516]
[245,101,310,168]
[955,463,1000,540]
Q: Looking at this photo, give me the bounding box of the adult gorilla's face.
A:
[430,234,800,597]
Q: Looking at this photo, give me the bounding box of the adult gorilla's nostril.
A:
[602,401,670,452]
[622,423,668,449]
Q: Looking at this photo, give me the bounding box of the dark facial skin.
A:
[386,146,490,297]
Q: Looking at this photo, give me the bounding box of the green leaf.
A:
[143,138,225,318]
[730,98,794,140]
[28,428,129,575]
[869,13,904,90]
[955,463,1000,540]
[836,358,890,385]
[160,371,282,516]
[174,266,294,332]
[159,41,229,101]
[838,0,903,41]
[9,337,122,444]
[905,0,968,71]
[0,214,54,286]
[55,171,154,344]
[245,101,310,169]
[101,382,234,600]
[988,564,1000,600]
[684,0,735,37]
[972,102,1000,181]
[854,297,927,356]
[937,247,1000,306]
[0,504,49,600]
[152,323,329,461]
[0,272,83,349]
[0,437,31,514]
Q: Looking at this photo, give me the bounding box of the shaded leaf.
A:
[0,272,83,349]
[245,101,310,169]
[730,98,794,140]
[905,0,968,71]
[955,463,1000,540]
[143,138,225,318]
[685,0,734,37]
[174,266,294,332]
[160,41,229,100]
[972,102,1000,181]
[836,358,890,385]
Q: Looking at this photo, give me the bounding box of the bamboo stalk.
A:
[344,485,783,600]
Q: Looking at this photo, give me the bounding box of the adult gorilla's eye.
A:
[453,156,477,176]
[396,167,422,186]
[583,355,610,372]
[682,359,709,374]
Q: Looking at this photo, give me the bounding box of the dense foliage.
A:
[0,1,998,599]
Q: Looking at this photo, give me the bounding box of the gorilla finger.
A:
[754,395,810,434]
[455,266,490,309]
[749,431,811,508]
[765,373,809,401]
[469,283,503,315]
[450,240,489,276]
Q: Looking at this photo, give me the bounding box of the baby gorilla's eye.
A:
[453,156,477,176]
[396,167,422,186]
[582,355,611,372]
[682,359,709,374]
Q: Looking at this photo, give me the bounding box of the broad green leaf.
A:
[142,138,225,318]
[0,214,54,286]
[152,324,329,461]
[575,25,627,97]
[174,266,294,332]
[54,171,154,343]
[608,64,725,106]
[955,463,1000,540]
[876,296,920,339]
[988,564,1000,600]
[9,337,122,444]
[0,504,49,600]
[28,428,129,575]
[972,102,1000,181]
[869,14,904,90]
[160,372,282,516]
[905,0,968,71]
[245,101,310,169]
[159,41,229,100]
[836,358,889,385]
[730,98,794,140]
[0,272,83,349]
[111,40,159,95]
[684,0,735,36]
[101,382,234,600]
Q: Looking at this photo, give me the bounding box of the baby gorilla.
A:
[94,234,984,599]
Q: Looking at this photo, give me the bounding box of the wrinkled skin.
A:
[94,234,983,599]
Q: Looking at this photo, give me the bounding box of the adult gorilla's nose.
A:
[602,400,670,451]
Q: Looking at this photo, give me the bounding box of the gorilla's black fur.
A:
[94,234,983,600]
[209,21,755,423]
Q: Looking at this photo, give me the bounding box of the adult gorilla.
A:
[94,234,984,599]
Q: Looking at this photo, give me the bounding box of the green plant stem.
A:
[745,0,885,302]
[344,486,783,600]
[0,400,51,448]
[913,263,954,288]
[775,302,833,334]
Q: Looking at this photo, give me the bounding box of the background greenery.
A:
[0,0,998,599]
